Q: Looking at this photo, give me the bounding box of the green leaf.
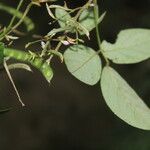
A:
[0,3,34,31]
[79,8,106,34]
[0,42,4,64]
[55,8,71,28]
[64,44,102,85]
[101,66,150,130]
[101,29,150,64]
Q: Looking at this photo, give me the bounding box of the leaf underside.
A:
[101,29,150,64]
[64,44,102,85]
[101,66,150,130]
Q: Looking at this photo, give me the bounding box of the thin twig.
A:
[4,60,25,107]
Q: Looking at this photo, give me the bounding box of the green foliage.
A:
[79,8,106,35]
[101,67,150,130]
[101,29,150,64]
[0,0,150,130]
[55,8,72,28]
[55,5,106,37]
[64,44,101,85]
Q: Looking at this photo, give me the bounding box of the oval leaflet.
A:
[64,44,102,85]
[101,66,150,130]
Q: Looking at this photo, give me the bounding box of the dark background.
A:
[0,0,150,150]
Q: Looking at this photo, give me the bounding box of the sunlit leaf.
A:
[101,29,150,64]
[101,66,150,130]
[64,44,101,85]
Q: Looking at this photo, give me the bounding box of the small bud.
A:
[41,41,46,49]
[61,40,70,45]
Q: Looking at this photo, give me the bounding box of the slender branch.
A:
[7,0,24,32]
[93,0,109,66]
[0,2,33,41]
[4,60,25,107]
[0,0,24,39]
[93,0,101,49]
[10,3,33,33]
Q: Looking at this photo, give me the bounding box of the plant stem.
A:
[7,0,24,32]
[0,0,24,39]
[93,0,101,48]
[4,60,25,107]
[0,2,33,41]
[11,3,33,32]
[93,0,109,66]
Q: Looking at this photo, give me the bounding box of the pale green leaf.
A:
[101,29,150,64]
[55,8,71,27]
[101,66,150,130]
[64,44,101,85]
[79,8,106,34]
